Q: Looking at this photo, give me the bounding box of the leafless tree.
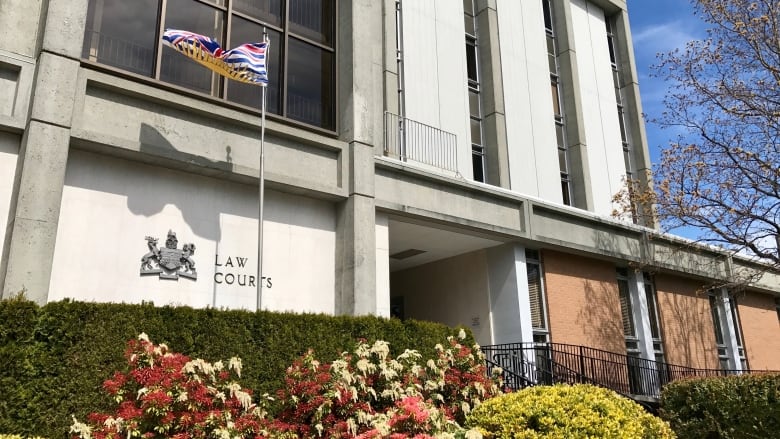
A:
[616,0,780,272]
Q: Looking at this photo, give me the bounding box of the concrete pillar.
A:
[487,243,533,345]
[2,0,88,302]
[335,0,384,315]
[335,188,377,316]
[475,0,510,189]
[552,0,595,211]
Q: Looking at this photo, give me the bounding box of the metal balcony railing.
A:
[383,112,458,173]
[482,342,779,402]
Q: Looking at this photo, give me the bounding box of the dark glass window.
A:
[82,0,336,130]
[83,0,159,76]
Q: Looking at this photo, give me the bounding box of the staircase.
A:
[481,342,772,411]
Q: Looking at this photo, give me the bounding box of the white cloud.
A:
[632,21,701,55]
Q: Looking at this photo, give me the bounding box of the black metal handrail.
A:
[482,342,779,400]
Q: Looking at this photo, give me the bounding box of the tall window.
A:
[606,18,636,222]
[542,0,572,205]
[526,250,549,343]
[709,291,747,370]
[643,274,665,364]
[82,0,336,130]
[464,0,486,183]
[616,268,639,357]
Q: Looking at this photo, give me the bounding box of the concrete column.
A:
[475,0,510,189]
[335,189,377,316]
[2,0,88,301]
[0,0,47,59]
[552,0,595,211]
[487,243,533,345]
[334,0,384,315]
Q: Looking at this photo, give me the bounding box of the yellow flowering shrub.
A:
[466,384,675,439]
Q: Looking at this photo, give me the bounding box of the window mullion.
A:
[154,0,168,79]
[281,0,290,119]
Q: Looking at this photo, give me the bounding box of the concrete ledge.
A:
[376,157,780,295]
[69,68,348,200]
[375,158,526,235]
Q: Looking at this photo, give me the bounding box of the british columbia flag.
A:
[162,29,268,86]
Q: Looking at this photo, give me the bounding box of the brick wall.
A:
[737,291,780,370]
[654,274,719,369]
[542,250,625,354]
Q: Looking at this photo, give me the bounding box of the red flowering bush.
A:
[71,331,500,439]
[269,330,500,437]
[70,333,270,439]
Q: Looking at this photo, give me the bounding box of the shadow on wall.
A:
[576,279,626,354]
[128,123,236,241]
[661,289,718,369]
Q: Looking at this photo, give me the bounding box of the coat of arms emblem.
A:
[140,230,197,280]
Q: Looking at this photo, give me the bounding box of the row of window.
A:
[82,0,335,129]
[527,255,749,371]
[464,0,486,184]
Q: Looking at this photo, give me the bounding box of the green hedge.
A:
[0,297,464,438]
[660,373,780,438]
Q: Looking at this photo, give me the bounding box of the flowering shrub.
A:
[270,330,500,437]
[70,333,269,439]
[466,384,675,439]
[71,331,499,439]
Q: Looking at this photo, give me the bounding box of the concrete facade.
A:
[0,0,778,374]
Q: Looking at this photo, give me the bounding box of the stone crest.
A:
[140,230,197,280]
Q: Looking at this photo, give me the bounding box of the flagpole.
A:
[257,29,268,311]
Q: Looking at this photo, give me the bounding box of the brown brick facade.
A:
[654,274,719,369]
[736,291,780,370]
[542,250,625,354]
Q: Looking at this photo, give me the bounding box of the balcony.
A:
[382,112,459,174]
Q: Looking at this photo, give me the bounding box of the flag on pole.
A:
[162,29,268,86]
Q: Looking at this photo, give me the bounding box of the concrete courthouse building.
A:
[1,0,780,377]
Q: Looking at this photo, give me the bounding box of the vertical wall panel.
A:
[497,0,562,203]
[570,0,625,216]
[401,1,471,178]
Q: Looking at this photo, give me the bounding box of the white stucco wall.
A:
[0,132,19,273]
[401,1,472,179]
[49,150,336,314]
[375,213,390,317]
[497,0,563,204]
[570,0,626,216]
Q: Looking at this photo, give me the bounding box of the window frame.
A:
[81,0,338,133]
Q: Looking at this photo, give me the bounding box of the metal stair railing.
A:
[482,342,778,401]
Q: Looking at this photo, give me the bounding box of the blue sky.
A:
[626,0,707,164]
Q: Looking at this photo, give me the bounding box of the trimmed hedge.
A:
[0,297,464,438]
[660,373,780,438]
[466,384,675,438]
